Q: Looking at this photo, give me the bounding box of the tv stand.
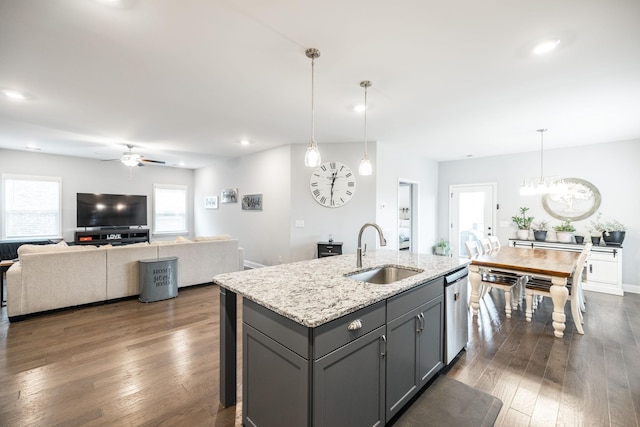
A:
[75,228,149,246]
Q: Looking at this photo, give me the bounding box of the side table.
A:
[317,241,343,258]
[1,260,16,307]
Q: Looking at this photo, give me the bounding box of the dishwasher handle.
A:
[445,267,469,285]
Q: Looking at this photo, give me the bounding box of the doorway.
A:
[450,184,496,257]
[398,180,418,251]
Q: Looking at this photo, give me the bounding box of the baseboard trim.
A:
[244,260,266,270]
[623,283,640,295]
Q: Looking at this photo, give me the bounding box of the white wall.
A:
[0,149,194,242]
[437,139,640,287]
[376,142,439,254]
[289,142,378,261]
[193,145,292,266]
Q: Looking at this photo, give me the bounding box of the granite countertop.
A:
[213,250,469,328]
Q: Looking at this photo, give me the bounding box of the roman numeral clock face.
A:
[309,161,356,207]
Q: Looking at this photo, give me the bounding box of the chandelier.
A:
[520,129,566,195]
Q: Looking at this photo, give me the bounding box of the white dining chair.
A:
[488,236,501,251]
[525,243,592,334]
[479,238,492,254]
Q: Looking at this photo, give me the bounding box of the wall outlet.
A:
[295,220,305,228]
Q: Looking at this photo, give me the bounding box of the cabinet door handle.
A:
[380,335,386,358]
[420,313,425,332]
[347,319,363,331]
[416,315,422,333]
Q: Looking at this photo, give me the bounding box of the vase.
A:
[516,230,530,240]
[556,232,573,243]
[591,236,601,245]
[533,230,547,241]
[574,235,584,244]
[602,231,625,246]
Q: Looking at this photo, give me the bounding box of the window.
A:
[153,184,187,234]
[2,174,62,239]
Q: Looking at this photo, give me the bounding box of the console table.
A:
[509,239,623,296]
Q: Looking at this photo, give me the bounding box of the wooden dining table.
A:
[469,246,582,338]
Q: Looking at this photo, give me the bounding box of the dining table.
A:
[469,246,582,338]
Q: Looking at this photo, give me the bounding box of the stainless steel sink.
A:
[346,265,424,285]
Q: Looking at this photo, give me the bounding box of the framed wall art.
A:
[242,194,263,211]
[204,196,218,209]
[542,177,601,221]
[221,188,238,204]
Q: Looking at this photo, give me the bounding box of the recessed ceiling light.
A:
[532,39,560,55]
[25,144,41,151]
[354,104,366,113]
[2,89,27,100]
[239,139,252,146]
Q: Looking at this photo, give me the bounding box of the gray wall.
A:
[0,149,194,242]
[437,139,640,287]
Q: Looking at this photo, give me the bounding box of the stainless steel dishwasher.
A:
[444,266,469,365]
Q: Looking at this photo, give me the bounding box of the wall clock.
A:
[309,161,356,207]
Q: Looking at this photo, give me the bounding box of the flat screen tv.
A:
[77,193,147,228]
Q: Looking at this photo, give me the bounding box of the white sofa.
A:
[6,238,243,319]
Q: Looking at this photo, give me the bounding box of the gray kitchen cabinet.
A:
[385,277,444,421]
[313,325,386,427]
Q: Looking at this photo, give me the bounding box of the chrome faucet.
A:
[357,223,387,268]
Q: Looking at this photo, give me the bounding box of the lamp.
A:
[304,48,321,167]
[121,144,141,167]
[519,129,566,195]
[358,80,373,176]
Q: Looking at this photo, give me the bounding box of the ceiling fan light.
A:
[121,154,140,167]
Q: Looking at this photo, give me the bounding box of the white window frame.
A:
[2,174,63,240]
[153,184,188,235]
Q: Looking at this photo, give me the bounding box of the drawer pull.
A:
[347,319,363,331]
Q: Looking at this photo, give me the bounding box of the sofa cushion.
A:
[194,234,232,241]
[17,242,97,263]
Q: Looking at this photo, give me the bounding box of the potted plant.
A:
[433,238,450,256]
[602,219,626,246]
[553,220,576,243]
[532,220,549,241]
[512,207,534,240]
[588,213,606,245]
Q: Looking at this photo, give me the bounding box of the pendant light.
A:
[519,129,566,195]
[304,48,321,167]
[358,80,373,176]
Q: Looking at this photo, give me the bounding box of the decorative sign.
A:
[542,177,601,221]
[204,196,218,209]
[242,194,263,211]
[152,265,174,288]
[221,188,238,204]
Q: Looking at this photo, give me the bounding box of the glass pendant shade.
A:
[305,142,321,167]
[359,156,372,175]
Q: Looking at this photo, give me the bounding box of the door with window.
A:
[450,184,496,257]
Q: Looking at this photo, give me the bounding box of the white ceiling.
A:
[1,0,639,169]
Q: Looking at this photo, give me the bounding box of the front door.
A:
[450,184,496,257]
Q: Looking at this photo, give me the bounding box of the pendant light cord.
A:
[311,55,315,144]
[363,83,368,157]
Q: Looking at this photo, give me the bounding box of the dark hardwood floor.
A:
[0,284,638,426]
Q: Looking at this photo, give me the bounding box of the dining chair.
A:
[488,236,501,251]
[524,243,592,334]
[465,239,520,317]
[479,238,492,254]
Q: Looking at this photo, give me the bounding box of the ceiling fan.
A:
[118,144,165,167]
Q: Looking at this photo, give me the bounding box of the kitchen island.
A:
[214,250,468,426]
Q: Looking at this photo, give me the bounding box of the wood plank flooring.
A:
[0,284,638,426]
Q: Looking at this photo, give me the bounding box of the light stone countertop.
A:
[213,250,469,328]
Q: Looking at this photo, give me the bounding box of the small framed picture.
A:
[221,188,238,204]
[204,196,218,209]
[242,194,263,211]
